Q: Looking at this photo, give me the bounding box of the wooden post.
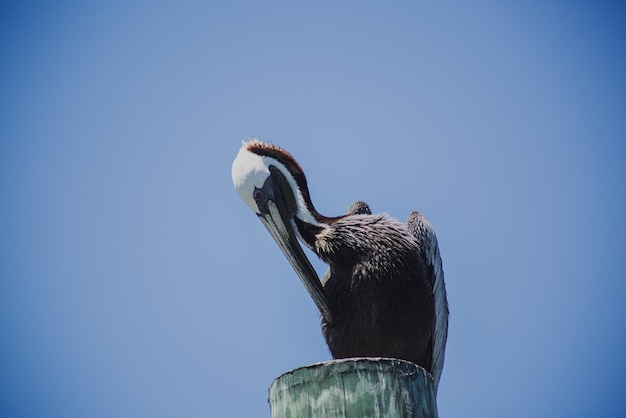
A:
[268,358,438,418]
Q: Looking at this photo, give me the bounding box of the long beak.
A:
[257,171,332,322]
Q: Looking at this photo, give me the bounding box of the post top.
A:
[269,358,438,418]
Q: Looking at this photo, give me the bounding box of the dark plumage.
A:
[317,213,436,370]
[232,139,448,393]
[345,200,372,215]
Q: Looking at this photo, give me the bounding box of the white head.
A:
[231,138,323,226]
[231,142,271,214]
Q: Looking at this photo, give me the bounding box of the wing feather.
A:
[407,211,448,394]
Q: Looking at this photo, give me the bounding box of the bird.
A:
[231,138,448,393]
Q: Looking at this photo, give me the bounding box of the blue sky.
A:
[1,1,625,417]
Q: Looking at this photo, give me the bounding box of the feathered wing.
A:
[345,200,371,215]
[406,211,448,394]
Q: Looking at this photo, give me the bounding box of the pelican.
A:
[231,139,448,393]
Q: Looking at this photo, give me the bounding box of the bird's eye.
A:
[253,187,263,202]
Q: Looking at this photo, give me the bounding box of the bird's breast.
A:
[321,256,435,367]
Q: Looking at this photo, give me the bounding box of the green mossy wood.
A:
[268,358,438,418]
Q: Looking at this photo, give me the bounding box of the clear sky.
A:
[1,2,625,417]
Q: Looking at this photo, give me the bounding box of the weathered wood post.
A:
[268,358,438,418]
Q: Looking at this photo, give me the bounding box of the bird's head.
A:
[231,138,332,319]
[231,138,324,228]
